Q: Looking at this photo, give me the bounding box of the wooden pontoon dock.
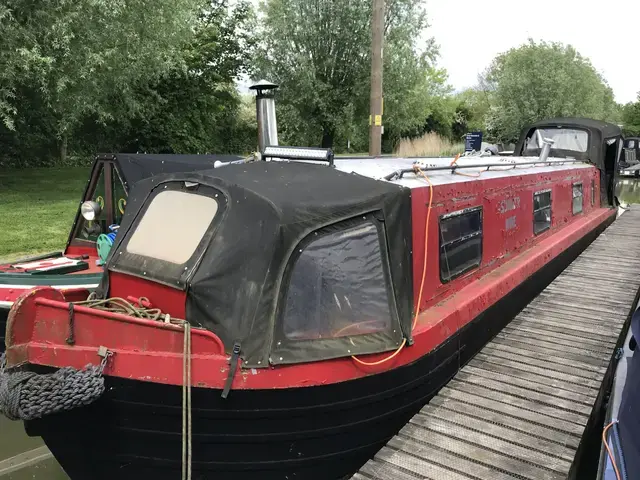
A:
[353,207,640,480]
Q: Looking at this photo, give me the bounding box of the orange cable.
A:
[351,166,433,367]
[602,421,622,480]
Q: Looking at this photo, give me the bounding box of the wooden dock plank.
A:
[353,208,640,480]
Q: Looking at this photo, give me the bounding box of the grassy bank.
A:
[0,167,90,261]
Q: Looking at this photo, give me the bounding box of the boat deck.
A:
[352,207,640,480]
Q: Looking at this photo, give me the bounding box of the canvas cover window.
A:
[534,190,552,235]
[525,128,588,153]
[126,190,218,265]
[439,207,482,283]
[573,183,583,214]
[283,222,392,340]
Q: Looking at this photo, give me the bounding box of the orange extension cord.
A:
[351,165,434,366]
[602,421,622,480]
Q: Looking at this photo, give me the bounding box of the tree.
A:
[622,93,640,136]
[3,0,203,161]
[118,0,258,154]
[482,39,619,143]
[253,0,446,151]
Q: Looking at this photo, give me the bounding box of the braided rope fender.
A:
[0,353,107,421]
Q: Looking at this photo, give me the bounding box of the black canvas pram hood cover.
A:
[514,117,623,207]
[98,161,413,367]
[101,152,245,188]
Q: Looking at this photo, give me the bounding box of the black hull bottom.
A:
[23,216,614,480]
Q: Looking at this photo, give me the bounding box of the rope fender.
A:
[0,351,111,421]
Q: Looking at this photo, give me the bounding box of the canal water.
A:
[1,178,640,479]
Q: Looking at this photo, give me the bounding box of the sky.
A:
[425,0,640,104]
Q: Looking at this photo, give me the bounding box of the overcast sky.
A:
[425,0,640,104]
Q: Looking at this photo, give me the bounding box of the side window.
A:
[75,164,107,242]
[439,207,482,283]
[630,140,636,149]
[283,222,392,340]
[534,190,552,235]
[112,167,127,225]
[591,179,595,206]
[572,183,583,215]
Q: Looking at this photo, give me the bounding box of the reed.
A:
[395,132,464,157]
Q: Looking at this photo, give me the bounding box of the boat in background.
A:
[0,116,625,479]
[0,152,243,350]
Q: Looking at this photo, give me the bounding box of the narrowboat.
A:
[0,153,242,350]
[0,118,624,480]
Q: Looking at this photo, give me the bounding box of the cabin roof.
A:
[333,155,594,189]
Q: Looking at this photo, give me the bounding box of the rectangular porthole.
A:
[439,207,482,283]
[533,190,551,235]
[572,183,583,215]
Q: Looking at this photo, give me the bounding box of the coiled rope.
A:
[0,351,109,421]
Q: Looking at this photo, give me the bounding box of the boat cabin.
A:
[94,135,618,368]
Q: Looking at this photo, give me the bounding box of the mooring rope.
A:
[1,294,195,478]
[181,320,192,480]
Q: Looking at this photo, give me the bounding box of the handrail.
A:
[383,159,587,181]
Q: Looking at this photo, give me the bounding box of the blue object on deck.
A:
[96,224,119,264]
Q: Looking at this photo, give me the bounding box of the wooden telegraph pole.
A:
[368,0,384,156]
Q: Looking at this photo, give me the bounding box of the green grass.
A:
[0,167,90,261]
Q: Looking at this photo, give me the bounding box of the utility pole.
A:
[368,0,384,157]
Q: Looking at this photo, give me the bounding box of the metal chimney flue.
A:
[536,130,555,163]
[249,79,279,154]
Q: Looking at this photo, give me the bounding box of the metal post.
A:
[368,0,384,157]
[249,80,279,154]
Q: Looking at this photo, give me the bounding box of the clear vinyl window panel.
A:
[283,222,392,340]
[573,183,583,215]
[524,128,588,153]
[534,190,552,235]
[439,207,482,283]
[126,190,219,265]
